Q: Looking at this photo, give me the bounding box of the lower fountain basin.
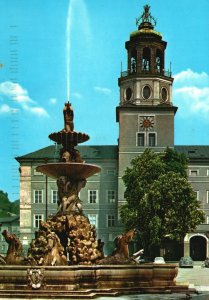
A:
[0,264,193,298]
[36,162,101,179]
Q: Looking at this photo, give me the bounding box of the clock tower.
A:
[116,5,178,207]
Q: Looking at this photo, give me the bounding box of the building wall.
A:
[117,107,175,206]
[188,163,209,225]
[19,165,32,249]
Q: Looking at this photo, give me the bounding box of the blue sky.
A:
[0,0,209,200]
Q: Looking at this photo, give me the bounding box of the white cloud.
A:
[174,68,209,87]
[0,81,49,117]
[0,104,18,114]
[173,69,209,118]
[0,81,34,103]
[23,104,49,117]
[49,98,57,104]
[94,86,112,95]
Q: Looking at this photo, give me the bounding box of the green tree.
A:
[120,148,204,256]
[0,190,19,217]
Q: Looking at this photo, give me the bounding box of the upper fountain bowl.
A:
[49,131,89,147]
[36,162,101,180]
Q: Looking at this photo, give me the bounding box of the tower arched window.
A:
[142,47,151,71]
[156,49,162,73]
[131,48,137,73]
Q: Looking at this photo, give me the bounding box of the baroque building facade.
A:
[16,6,209,260]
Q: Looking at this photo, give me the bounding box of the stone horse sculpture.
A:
[98,229,136,265]
[2,230,23,265]
[112,229,136,258]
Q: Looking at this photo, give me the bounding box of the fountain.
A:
[0,102,194,298]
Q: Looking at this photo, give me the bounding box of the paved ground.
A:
[176,263,209,293]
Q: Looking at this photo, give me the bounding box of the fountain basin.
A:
[0,264,193,298]
[49,131,89,146]
[36,162,101,179]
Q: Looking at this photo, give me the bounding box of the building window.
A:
[194,191,199,201]
[207,191,209,204]
[88,214,98,228]
[34,190,43,203]
[107,190,116,203]
[33,169,43,176]
[107,169,116,175]
[207,169,209,176]
[88,190,98,204]
[137,133,145,146]
[207,216,209,224]
[33,214,44,228]
[142,47,151,72]
[189,170,198,176]
[51,190,58,204]
[148,133,156,147]
[107,215,115,227]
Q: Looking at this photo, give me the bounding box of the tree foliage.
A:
[0,190,19,217]
[120,148,204,253]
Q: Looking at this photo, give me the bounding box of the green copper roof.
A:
[16,145,58,160]
[16,145,209,163]
[16,145,118,162]
[175,145,209,160]
[78,145,118,159]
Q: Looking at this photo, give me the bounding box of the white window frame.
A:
[107,214,115,228]
[207,169,209,176]
[51,190,58,204]
[194,190,199,201]
[206,216,209,224]
[189,169,199,176]
[88,214,98,228]
[207,191,209,204]
[33,214,44,228]
[34,190,43,204]
[137,132,145,147]
[148,132,156,147]
[136,132,157,147]
[107,190,116,203]
[88,190,98,204]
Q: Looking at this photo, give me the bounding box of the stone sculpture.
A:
[57,176,86,214]
[27,268,45,289]
[98,229,136,265]
[63,101,74,132]
[2,230,23,265]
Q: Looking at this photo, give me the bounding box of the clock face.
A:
[124,87,133,101]
[140,116,154,130]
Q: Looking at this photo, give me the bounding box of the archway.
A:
[190,235,207,260]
